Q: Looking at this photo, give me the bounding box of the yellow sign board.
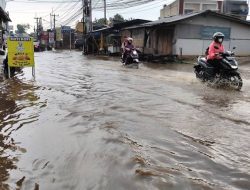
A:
[7,37,35,67]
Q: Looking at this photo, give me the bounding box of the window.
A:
[184,3,200,14]
[202,4,217,11]
[184,9,195,14]
[185,3,200,11]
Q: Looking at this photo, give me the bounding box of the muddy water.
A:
[0,51,250,190]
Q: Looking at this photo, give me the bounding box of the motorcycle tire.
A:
[229,74,243,91]
[194,67,205,82]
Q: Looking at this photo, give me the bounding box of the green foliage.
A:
[113,14,125,22]
[109,14,125,24]
[15,24,30,34]
[94,14,129,26]
[94,18,108,25]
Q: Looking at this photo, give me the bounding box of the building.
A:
[83,19,151,54]
[0,0,11,49]
[223,0,249,20]
[160,0,222,18]
[122,10,250,57]
[160,0,248,20]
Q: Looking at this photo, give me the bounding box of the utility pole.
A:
[84,0,93,32]
[82,0,93,54]
[89,0,92,32]
[51,13,59,49]
[104,0,107,25]
[82,0,86,54]
[34,17,41,40]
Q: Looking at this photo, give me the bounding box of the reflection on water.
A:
[0,77,42,189]
[0,51,250,190]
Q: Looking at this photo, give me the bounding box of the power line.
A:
[8,0,168,29]
[59,1,81,20]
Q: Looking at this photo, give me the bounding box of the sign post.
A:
[7,37,35,78]
[70,29,71,51]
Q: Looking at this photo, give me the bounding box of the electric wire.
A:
[8,0,173,31]
[59,1,81,20]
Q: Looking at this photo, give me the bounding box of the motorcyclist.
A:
[207,32,225,74]
[121,36,128,62]
[121,36,128,52]
[122,37,134,63]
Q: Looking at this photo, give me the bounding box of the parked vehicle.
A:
[74,39,84,49]
[122,48,139,69]
[194,48,243,90]
[33,41,40,52]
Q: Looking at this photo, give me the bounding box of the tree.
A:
[110,13,125,22]
[93,18,108,25]
[15,24,30,34]
[93,14,126,26]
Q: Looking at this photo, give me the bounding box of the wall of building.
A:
[160,1,179,18]
[131,28,145,48]
[174,39,230,55]
[173,15,250,56]
[160,0,219,18]
[183,0,218,14]
[223,0,248,20]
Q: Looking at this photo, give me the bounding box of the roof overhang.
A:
[122,10,250,30]
[0,7,11,22]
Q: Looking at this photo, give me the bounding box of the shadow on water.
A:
[0,77,42,190]
[142,62,194,72]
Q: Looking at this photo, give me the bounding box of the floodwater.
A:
[0,51,250,190]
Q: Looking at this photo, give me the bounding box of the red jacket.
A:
[207,41,224,60]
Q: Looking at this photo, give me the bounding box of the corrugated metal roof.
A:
[113,19,151,28]
[90,19,151,33]
[142,11,203,27]
[123,10,250,30]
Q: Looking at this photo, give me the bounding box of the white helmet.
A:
[127,37,133,42]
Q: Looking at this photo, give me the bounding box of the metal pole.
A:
[53,14,56,49]
[32,66,35,79]
[90,0,92,32]
[104,0,107,25]
[8,66,10,78]
[70,30,72,51]
[82,0,85,54]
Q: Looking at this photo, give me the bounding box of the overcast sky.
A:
[6,0,169,33]
[5,0,250,33]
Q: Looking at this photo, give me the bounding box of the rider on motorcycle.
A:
[122,37,134,63]
[207,32,225,74]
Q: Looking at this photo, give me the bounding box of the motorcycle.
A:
[122,48,139,69]
[194,48,243,90]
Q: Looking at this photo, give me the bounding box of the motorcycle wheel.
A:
[194,67,205,82]
[229,74,243,91]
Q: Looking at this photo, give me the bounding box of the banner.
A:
[7,37,35,67]
[49,32,54,43]
[56,27,62,41]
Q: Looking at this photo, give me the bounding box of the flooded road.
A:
[0,50,250,190]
